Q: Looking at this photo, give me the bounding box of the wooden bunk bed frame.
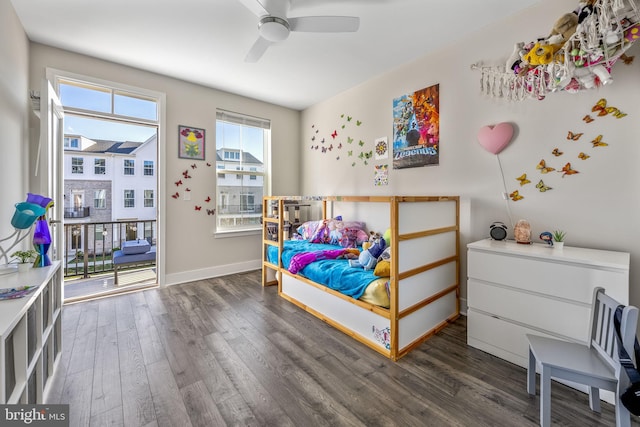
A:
[262,195,460,361]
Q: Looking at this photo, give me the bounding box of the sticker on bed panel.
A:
[372,325,391,349]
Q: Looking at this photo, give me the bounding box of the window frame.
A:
[124,189,135,208]
[71,157,84,174]
[94,158,106,175]
[143,160,154,176]
[123,159,135,176]
[215,110,270,236]
[144,190,154,208]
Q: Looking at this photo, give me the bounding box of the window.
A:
[94,190,106,209]
[240,193,255,212]
[59,80,158,121]
[144,160,154,176]
[215,110,269,233]
[64,137,79,148]
[71,157,83,174]
[144,190,154,208]
[124,159,135,175]
[95,224,104,241]
[94,158,106,175]
[124,190,135,208]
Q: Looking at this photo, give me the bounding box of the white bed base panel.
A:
[398,231,457,273]
[281,273,391,352]
[398,262,457,311]
[398,200,457,234]
[399,291,457,349]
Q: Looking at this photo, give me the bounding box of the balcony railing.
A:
[63,219,156,278]
[64,207,91,218]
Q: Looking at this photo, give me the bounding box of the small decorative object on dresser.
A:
[552,230,566,249]
[539,231,553,246]
[513,219,531,244]
[10,249,37,273]
[489,222,507,241]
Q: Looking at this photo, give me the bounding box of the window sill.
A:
[214,229,260,239]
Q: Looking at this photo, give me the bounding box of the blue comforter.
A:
[267,240,377,299]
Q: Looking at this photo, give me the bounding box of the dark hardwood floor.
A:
[47,270,639,426]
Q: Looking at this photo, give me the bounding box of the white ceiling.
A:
[11,0,542,110]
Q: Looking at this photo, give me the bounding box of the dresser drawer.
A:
[467,280,591,342]
[467,309,570,368]
[468,249,628,304]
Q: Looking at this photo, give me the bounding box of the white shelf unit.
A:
[0,261,62,404]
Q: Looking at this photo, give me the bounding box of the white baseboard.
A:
[164,259,261,287]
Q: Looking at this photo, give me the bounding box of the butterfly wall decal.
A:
[207,209,215,215]
[311,136,315,141]
[620,53,635,65]
[331,130,338,139]
[516,174,531,186]
[559,162,579,177]
[321,147,327,153]
[567,131,583,141]
[336,156,340,160]
[592,98,609,116]
[185,188,191,192]
[321,138,325,143]
[578,152,590,160]
[348,150,353,156]
[583,115,594,123]
[536,159,555,174]
[358,140,365,146]
[191,164,197,169]
[206,162,212,167]
[347,137,354,144]
[536,180,552,192]
[552,148,563,156]
[171,192,179,199]
[591,135,608,147]
[356,120,362,126]
[175,180,183,186]
[204,196,211,203]
[194,206,202,211]
[337,143,342,149]
[509,190,524,201]
[347,116,352,122]
[182,170,191,179]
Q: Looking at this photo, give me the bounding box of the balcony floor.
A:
[63,266,157,302]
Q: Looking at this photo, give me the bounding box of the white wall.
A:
[301,0,640,308]
[28,43,301,285]
[0,2,30,252]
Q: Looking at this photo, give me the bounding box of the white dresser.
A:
[467,239,630,369]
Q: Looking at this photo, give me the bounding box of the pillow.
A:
[359,278,390,308]
[296,220,324,240]
[374,260,390,277]
[121,240,151,255]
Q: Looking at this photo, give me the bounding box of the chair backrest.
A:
[589,287,639,378]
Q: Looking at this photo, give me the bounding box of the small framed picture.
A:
[178,125,205,160]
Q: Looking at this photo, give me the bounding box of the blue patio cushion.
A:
[113,246,156,265]
[121,240,151,255]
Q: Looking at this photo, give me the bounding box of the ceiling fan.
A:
[238,0,360,62]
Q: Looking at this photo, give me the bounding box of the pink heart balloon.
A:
[477,122,514,155]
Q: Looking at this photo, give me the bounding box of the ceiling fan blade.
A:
[236,0,269,17]
[289,16,360,33]
[245,36,273,62]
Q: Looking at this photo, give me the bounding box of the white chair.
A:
[526,287,639,427]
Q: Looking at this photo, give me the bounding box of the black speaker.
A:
[490,222,507,241]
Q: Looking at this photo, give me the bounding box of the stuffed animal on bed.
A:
[349,237,386,270]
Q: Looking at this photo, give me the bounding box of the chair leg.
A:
[588,386,601,413]
[540,366,551,427]
[527,346,536,395]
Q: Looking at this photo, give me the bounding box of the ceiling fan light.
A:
[259,16,290,42]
